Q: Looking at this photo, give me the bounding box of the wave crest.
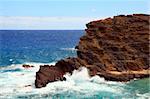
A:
[0,62,149,98]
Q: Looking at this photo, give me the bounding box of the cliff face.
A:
[35,14,150,88]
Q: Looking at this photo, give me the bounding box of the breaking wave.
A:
[60,47,77,51]
[0,62,149,99]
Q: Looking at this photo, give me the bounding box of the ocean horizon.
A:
[0,0,149,98]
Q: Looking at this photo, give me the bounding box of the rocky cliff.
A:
[35,14,150,88]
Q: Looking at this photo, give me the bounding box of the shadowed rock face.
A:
[35,14,150,88]
[35,58,81,88]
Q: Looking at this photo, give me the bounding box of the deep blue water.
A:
[0,30,149,99]
[0,30,84,66]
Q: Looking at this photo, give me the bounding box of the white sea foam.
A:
[0,62,149,98]
[9,59,13,62]
[0,62,56,98]
[136,93,150,99]
[60,47,77,51]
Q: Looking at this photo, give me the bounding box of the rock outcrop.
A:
[35,14,150,88]
[22,64,34,69]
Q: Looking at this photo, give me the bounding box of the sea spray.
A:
[60,47,77,51]
[64,67,90,83]
[0,63,149,99]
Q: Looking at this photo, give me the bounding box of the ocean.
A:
[0,30,149,99]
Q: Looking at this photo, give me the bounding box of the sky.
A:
[0,0,149,30]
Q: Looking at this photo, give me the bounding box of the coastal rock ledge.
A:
[35,14,150,88]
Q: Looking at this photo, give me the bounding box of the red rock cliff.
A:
[35,14,150,88]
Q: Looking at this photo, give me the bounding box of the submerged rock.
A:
[22,64,34,69]
[35,14,150,88]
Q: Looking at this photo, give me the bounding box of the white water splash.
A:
[0,62,149,99]
[60,47,77,51]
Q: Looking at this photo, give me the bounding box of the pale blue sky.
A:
[0,0,149,29]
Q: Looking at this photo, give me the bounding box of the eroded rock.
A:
[35,14,150,88]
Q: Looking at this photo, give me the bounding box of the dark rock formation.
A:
[22,64,34,68]
[35,14,150,88]
[35,65,64,88]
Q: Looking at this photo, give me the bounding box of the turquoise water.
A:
[0,30,149,99]
[0,65,149,99]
